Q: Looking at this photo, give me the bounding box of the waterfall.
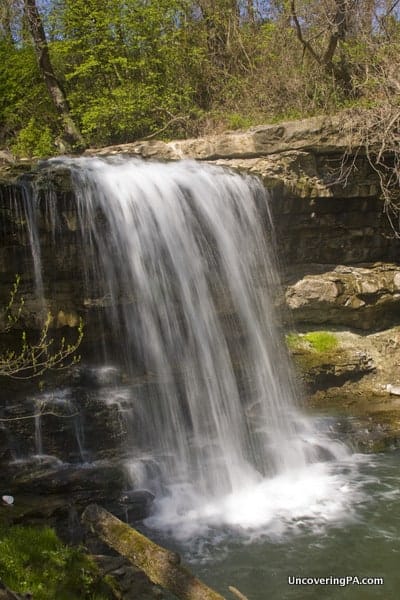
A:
[10,156,353,535]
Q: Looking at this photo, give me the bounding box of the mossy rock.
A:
[286,331,338,353]
[286,330,373,390]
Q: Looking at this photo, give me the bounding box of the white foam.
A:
[146,456,369,542]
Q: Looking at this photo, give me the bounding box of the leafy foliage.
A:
[11,117,56,157]
[1,1,400,151]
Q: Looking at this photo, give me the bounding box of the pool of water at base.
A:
[139,450,400,600]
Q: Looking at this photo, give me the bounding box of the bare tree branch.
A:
[0,276,83,379]
[290,0,322,64]
[323,0,348,67]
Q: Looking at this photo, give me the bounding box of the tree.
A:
[288,0,355,93]
[49,0,201,144]
[23,0,85,150]
[1,0,400,151]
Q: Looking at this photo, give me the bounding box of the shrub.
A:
[11,118,56,159]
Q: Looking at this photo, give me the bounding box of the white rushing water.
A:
[41,156,357,537]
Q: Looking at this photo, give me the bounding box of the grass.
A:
[286,331,338,353]
[0,525,111,600]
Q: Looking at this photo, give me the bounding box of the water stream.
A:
[51,157,348,507]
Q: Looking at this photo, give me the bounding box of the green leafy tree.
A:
[51,0,201,144]
[0,36,58,153]
[1,0,400,151]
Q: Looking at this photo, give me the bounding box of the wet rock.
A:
[294,348,374,391]
[71,365,123,387]
[0,385,131,464]
[288,331,375,392]
[294,326,400,450]
[329,414,400,453]
[8,461,127,499]
[92,554,163,600]
[109,490,155,522]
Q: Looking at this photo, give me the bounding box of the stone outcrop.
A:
[0,118,398,333]
[84,112,363,161]
[285,263,400,330]
[215,151,380,198]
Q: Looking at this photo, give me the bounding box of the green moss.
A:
[286,331,338,353]
[0,525,112,600]
[304,331,338,352]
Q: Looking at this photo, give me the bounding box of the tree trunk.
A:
[81,504,226,600]
[23,0,85,150]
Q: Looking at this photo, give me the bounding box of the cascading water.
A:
[45,156,353,535]
[13,156,358,539]
[5,157,400,598]
[68,157,312,482]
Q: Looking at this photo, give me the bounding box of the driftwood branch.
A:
[81,504,225,600]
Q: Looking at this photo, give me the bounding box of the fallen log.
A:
[81,504,225,600]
